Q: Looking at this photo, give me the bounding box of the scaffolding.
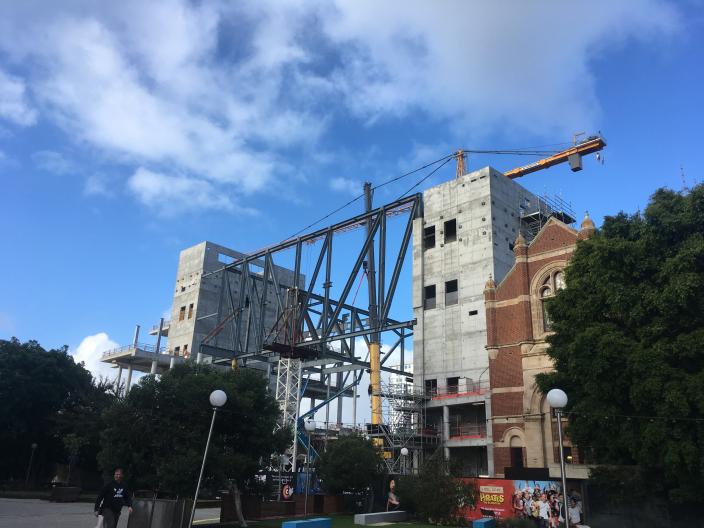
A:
[367,380,438,474]
[520,193,576,240]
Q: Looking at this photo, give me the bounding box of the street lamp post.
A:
[304,419,316,517]
[400,447,409,476]
[547,388,570,528]
[25,443,37,488]
[189,390,228,527]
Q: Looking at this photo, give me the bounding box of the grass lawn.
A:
[250,514,442,528]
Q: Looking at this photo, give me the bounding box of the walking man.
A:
[95,468,133,528]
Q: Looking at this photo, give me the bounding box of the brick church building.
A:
[483,213,595,481]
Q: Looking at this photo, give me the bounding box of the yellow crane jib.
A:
[503,135,607,179]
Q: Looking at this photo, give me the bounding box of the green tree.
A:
[536,184,704,503]
[98,362,288,525]
[316,434,382,494]
[0,338,114,483]
[397,451,477,524]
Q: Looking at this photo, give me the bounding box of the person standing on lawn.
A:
[94,468,133,528]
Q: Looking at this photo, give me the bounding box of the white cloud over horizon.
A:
[0,68,37,126]
[70,332,120,381]
[330,176,361,196]
[0,1,680,212]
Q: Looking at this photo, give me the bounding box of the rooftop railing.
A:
[101,343,169,359]
[149,321,171,333]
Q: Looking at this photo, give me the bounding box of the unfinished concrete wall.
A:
[167,241,301,363]
[413,167,540,392]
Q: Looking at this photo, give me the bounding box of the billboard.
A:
[462,478,563,520]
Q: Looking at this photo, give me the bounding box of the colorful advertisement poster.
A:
[462,478,563,520]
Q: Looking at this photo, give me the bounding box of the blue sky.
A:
[1,0,703,382]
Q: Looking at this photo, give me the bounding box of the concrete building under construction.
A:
[411,161,587,477]
[101,136,605,483]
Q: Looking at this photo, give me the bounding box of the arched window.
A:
[539,270,565,331]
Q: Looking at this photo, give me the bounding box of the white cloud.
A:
[127,167,246,216]
[330,176,361,196]
[0,1,681,211]
[319,0,679,135]
[0,68,37,126]
[70,332,120,380]
[84,174,112,197]
[32,150,75,175]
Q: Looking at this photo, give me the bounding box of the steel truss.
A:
[199,193,422,472]
[200,193,421,369]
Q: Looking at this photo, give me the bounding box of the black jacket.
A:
[94,480,132,513]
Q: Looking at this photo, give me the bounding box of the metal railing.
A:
[428,379,490,400]
[101,343,168,359]
[449,423,487,439]
[149,321,171,333]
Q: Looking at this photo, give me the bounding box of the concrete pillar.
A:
[196,352,203,364]
[336,372,343,426]
[485,396,495,476]
[132,325,140,348]
[169,355,175,369]
[116,366,123,387]
[443,405,450,460]
[125,365,133,394]
[151,318,164,375]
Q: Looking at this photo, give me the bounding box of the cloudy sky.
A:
[2,1,703,404]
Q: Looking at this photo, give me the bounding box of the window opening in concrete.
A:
[447,376,459,394]
[218,253,235,265]
[425,379,437,396]
[445,279,458,306]
[188,303,194,319]
[468,309,478,316]
[179,306,186,321]
[423,226,436,250]
[174,346,180,355]
[444,219,457,243]
[509,242,515,251]
[424,284,436,309]
[183,344,188,354]
[510,447,524,468]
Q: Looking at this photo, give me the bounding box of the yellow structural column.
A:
[370,342,382,425]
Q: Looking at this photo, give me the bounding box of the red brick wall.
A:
[485,219,582,477]
[489,346,523,388]
[492,391,522,417]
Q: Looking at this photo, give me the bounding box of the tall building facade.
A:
[412,166,576,476]
[484,214,594,481]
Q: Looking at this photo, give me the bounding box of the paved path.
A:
[0,498,220,527]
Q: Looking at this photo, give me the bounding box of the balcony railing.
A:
[428,379,490,400]
[449,423,487,439]
[149,321,171,334]
[101,343,168,359]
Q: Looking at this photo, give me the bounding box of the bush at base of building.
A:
[396,452,477,526]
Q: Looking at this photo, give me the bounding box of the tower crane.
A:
[454,134,607,179]
[503,135,606,179]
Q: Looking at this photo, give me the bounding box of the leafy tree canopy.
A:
[537,184,704,503]
[397,451,477,524]
[98,362,288,496]
[316,434,382,494]
[0,337,114,480]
